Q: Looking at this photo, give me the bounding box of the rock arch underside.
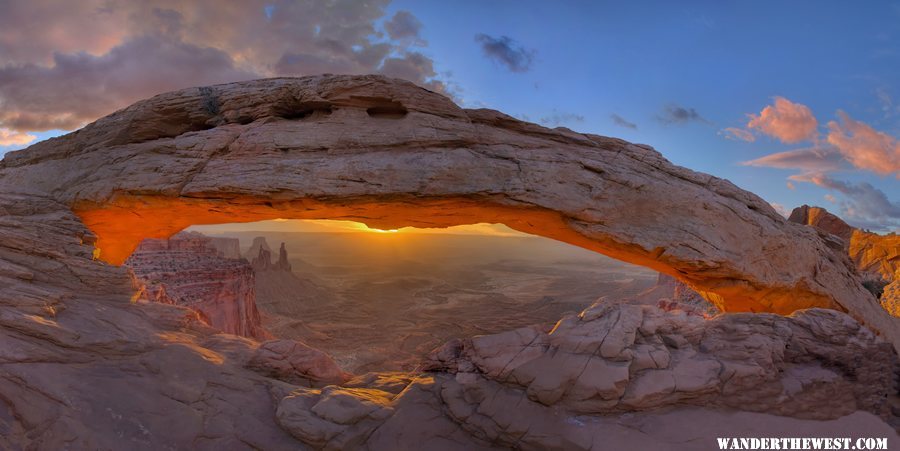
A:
[0,75,898,449]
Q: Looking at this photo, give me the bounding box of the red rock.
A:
[126,231,270,340]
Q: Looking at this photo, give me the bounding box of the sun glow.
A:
[188,218,530,237]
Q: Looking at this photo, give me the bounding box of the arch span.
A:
[1,74,895,347]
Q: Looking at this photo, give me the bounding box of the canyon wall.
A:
[126,231,269,339]
[790,205,900,315]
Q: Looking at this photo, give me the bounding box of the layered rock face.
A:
[1,75,893,346]
[126,231,269,339]
[209,236,242,259]
[0,76,898,448]
[790,205,900,315]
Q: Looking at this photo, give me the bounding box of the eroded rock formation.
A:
[251,237,293,272]
[790,205,900,316]
[277,302,899,450]
[0,75,893,346]
[0,75,898,448]
[126,231,270,339]
[631,273,719,317]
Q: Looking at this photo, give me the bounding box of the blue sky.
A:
[2,1,898,230]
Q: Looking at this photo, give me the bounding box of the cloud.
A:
[474,34,535,73]
[824,194,837,203]
[539,110,584,127]
[786,181,796,190]
[789,173,900,230]
[656,104,708,125]
[384,10,423,42]
[0,128,36,147]
[875,87,897,117]
[826,111,900,177]
[0,1,446,134]
[741,146,847,173]
[746,96,818,144]
[0,35,257,132]
[610,113,637,129]
[770,203,790,218]
[721,127,755,142]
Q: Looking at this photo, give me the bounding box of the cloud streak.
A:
[474,34,535,73]
[539,110,584,127]
[741,146,846,173]
[656,104,708,125]
[721,127,755,142]
[789,173,900,230]
[610,113,637,129]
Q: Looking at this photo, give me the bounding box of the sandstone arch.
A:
[0,75,896,349]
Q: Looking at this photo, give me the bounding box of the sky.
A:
[1,1,899,232]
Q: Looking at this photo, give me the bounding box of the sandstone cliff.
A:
[126,231,270,340]
[208,236,242,259]
[789,205,900,316]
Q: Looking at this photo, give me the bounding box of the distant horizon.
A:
[188,219,534,238]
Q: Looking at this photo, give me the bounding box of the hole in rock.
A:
[122,219,720,373]
[365,101,408,119]
[272,100,333,120]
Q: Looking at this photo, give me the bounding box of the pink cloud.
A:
[747,97,819,144]
[721,127,755,142]
[0,128,36,147]
[826,111,900,177]
[741,146,845,173]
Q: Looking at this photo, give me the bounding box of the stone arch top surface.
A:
[0,74,895,348]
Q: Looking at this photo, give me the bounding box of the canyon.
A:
[0,75,897,449]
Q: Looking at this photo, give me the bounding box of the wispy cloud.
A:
[741,146,847,173]
[539,110,584,127]
[770,202,790,218]
[656,104,708,125]
[789,173,900,231]
[720,127,755,142]
[610,113,637,129]
[474,34,535,73]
